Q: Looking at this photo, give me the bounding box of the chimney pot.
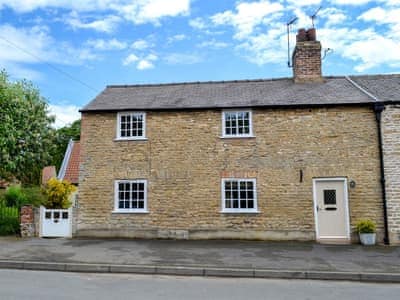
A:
[306,28,316,41]
[296,28,307,42]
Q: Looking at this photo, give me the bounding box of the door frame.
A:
[312,177,350,241]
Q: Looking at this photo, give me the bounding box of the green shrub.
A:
[356,219,376,234]
[42,178,76,209]
[0,215,20,236]
[4,186,27,207]
[21,186,47,207]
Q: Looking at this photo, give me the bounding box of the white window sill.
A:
[220,210,260,214]
[112,210,149,214]
[114,137,148,141]
[220,135,255,139]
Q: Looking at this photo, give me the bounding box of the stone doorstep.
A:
[1,260,400,283]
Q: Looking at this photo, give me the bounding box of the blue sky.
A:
[0,0,399,127]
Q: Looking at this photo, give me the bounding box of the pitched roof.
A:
[58,140,80,185]
[80,75,400,112]
[350,74,400,102]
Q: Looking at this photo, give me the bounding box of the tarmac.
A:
[0,237,399,282]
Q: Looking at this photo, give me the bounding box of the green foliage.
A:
[356,219,376,234]
[0,70,56,184]
[3,185,46,208]
[42,178,76,209]
[4,186,27,207]
[22,186,47,207]
[0,205,19,236]
[50,120,80,171]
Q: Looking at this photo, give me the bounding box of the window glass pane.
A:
[247,200,254,209]
[139,192,144,200]
[132,192,137,200]
[121,116,126,122]
[126,115,131,123]
[233,200,239,208]
[132,201,138,209]
[232,181,238,190]
[225,181,231,190]
[244,126,250,134]
[124,201,130,209]
[240,200,247,208]
[139,183,145,191]
[247,190,254,199]
[119,201,124,209]
[119,191,124,200]
[238,127,243,134]
[225,199,231,208]
[225,191,231,200]
[137,130,143,136]
[232,190,238,199]
[246,182,253,190]
[138,201,144,209]
[240,190,246,199]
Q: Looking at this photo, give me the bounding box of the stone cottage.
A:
[77,28,400,244]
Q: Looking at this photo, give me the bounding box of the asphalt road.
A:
[0,269,399,300]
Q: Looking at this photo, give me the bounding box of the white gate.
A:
[40,206,72,237]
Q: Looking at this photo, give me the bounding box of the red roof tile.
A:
[63,141,80,185]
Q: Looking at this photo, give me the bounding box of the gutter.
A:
[346,76,389,245]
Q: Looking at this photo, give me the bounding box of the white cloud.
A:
[137,59,154,70]
[164,53,202,65]
[287,0,322,7]
[110,0,190,25]
[319,7,347,26]
[198,39,229,49]
[189,17,207,30]
[66,12,121,33]
[123,54,139,66]
[330,0,374,5]
[358,6,400,25]
[0,0,190,29]
[167,34,187,43]
[48,104,80,129]
[86,38,127,50]
[0,24,96,79]
[123,53,157,70]
[131,39,150,50]
[210,0,283,39]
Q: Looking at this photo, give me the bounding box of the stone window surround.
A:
[115,111,147,141]
[113,179,149,213]
[221,109,254,138]
[221,178,259,213]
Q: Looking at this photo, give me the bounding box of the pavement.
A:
[0,237,400,282]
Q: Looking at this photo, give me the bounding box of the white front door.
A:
[313,178,350,243]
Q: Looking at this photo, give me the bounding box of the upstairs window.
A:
[117,112,146,140]
[221,178,258,213]
[222,110,253,138]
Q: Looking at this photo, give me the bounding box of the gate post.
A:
[20,205,35,237]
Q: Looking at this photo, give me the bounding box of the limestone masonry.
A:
[78,107,384,241]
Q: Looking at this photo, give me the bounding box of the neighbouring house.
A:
[77,28,400,244]
[58,139,80,207]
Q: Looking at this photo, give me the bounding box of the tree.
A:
[0,70,56,184]
[51,119,81,171]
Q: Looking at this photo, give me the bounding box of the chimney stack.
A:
[292,28,323,83]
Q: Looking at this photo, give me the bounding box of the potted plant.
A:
[356,219,376,246]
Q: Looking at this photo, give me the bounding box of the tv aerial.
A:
[286,16,298,68]
[310,6,322,28]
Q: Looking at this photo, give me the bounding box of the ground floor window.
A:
[114,180,148,213]
[221,178,258,213]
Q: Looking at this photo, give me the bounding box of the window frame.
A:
[221,178,258,213]
[221,109,254,138]
[116,111,147,140]
[113,179,148,213]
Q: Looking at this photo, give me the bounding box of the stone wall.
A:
[382,105,400,244]
[20,205,35,237]
[78,106,383,242]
